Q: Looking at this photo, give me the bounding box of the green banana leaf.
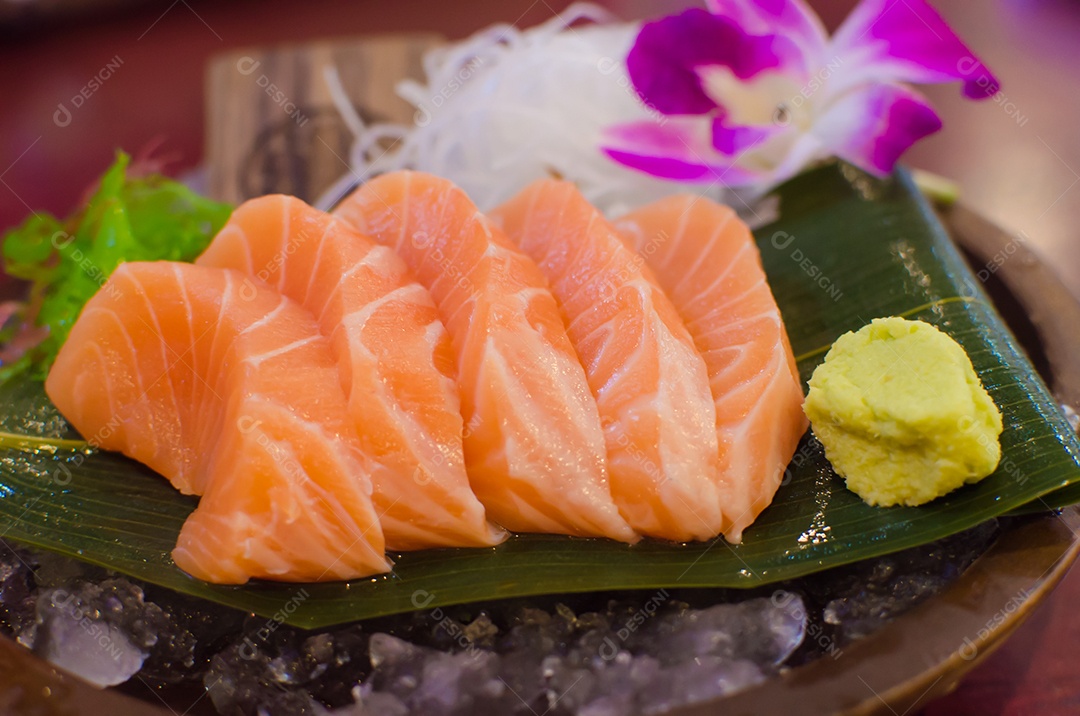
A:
[1,164,1077,629]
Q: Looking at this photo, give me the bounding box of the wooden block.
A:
[205,33,441,205]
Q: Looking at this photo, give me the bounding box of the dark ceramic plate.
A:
[0,202,1077,716]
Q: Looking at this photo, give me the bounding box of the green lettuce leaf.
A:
[0,152,232,382]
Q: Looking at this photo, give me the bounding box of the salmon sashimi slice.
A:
[491,180,723,541]
[197,195,505,550]
[334,171,637,542]
[45,262,389,583]
[615,197,808,544]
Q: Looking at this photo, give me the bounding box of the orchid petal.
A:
[601,119,763,185]
[815,83,942,176]
[627,8,798,116]
[830,0,1000,99]
[705,0,829,72]
[711,116,781,156]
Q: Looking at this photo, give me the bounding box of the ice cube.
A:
[33,592,146,687]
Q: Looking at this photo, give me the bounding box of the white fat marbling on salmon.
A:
[616,195,807,544]
[46,262,389,584]
[335,171,636,543]
[493,180,722,541]
[198,194,504,551]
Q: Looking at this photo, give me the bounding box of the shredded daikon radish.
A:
[318,3,725,217]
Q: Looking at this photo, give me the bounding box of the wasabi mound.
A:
[804,317,1003,507]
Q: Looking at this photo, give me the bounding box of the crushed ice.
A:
[0,519,998,713]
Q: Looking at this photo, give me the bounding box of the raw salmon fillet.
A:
[45,262,390,583]
[616,197,807,543]
[492,180,723,541]
[197,195,504,550]
[335,172,636,542]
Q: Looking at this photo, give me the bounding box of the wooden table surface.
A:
[1,1,1078,714]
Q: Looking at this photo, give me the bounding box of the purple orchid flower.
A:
[602,0,999,190]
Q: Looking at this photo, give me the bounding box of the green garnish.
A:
[0,152,232,383]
